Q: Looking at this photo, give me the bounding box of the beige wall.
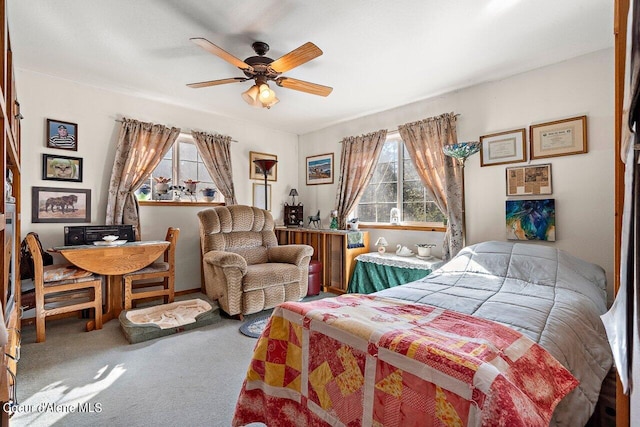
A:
[17,48,615,300]
[17,70,298,292]
[299,49,616,301]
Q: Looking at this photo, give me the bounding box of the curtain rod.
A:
[114,119,238,142]
[338,114,461,143]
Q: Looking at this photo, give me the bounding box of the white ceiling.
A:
[8,0,613,135]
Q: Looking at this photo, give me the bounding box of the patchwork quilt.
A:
[232,294,578,427]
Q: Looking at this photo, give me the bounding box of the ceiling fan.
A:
[187,38,333,109]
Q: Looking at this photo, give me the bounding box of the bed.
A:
[232,241,613,426]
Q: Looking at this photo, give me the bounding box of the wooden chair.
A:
[25,233,103,343]
[123,227,179,310]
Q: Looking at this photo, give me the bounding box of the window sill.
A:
[358,223,446,232]
[138,201,225,207]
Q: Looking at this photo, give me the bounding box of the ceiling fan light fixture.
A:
[258,83,276,103]
[241,84,261,106]
[262,96,279,109]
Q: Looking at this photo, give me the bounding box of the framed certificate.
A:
[530,115,587,159]
[479,128,526,166]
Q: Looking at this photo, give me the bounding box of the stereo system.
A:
[64,225,135,246]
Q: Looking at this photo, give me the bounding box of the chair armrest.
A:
[268,244,314,266]
[203,251,247,274]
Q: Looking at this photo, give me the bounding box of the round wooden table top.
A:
[53,241,170,275]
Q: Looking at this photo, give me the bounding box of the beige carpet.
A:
[12,293,265,427]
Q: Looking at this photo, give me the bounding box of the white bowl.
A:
[102,235,119,242]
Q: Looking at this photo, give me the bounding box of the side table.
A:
[347,252,444,294]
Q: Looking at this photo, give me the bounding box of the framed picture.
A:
[46,118,78,151]
[249,151,277,181]
[479,128,526,166]
[252,183,271,211]
[306,153,334,185]
[506,199,555,241]
[32,187,91,223]
[42,154,83,182]
[506,164,552,196]
[530,115,587,159]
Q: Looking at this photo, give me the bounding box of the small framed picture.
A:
[506,164,552,196]
[306,153,334,185]
[42,154,83,182]
[479,128,526,167]
[530,115,587,159]
[249,151,277,181]
[252,183,271,211]
[32,187,91,223]
[46,119,78,151]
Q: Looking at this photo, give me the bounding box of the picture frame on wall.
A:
[249,151,277,181]
[32,187,91,223]
[252,183,271,211]
[479,128,526,167]
[506,164,552,196]
[306,153,334,185]
[506,198,555,241]
[42,154,83,182]
[46,118,78,151]
[530,115,587,159]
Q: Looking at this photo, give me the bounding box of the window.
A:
[357,132,445,225]
[136,134,223,203]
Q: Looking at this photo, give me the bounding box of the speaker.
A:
[64,226,86,246]
[64,225,135,246]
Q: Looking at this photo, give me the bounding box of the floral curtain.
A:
[105,118,180,238]
[191,131,237,205]
[334,129,387,229]
[398,112,461,259]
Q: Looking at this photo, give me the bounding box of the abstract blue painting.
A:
[505,199,555,241]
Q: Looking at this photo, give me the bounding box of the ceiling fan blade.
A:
[276,77,333,97]
[269,42,322,74]
[190,37,254,73]
[187,77,247,88]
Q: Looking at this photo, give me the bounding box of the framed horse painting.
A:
[31,187,91,223]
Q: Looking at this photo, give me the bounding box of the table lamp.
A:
[289,188,299,205]
[253,158,278,210]
[375,237,389,254]
[442,141,481,246]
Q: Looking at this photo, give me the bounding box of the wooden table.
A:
[50,240,170,328]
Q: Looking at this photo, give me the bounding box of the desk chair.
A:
[123,227,179,310]
[25,233,103,343]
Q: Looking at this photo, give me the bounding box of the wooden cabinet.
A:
[0,0,22,421]
[275,228,369,294]
[283,204,304,227]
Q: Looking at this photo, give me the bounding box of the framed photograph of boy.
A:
[46,119,78,151]
[42,154,83,182]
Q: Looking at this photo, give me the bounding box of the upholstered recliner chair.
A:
[198,205,314,318]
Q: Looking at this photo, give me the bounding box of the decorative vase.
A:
[201,188,217,202]
[154,183,169,195]
[136,184,151,200]
[330,217,338,230]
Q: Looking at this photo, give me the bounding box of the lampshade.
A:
[241,85,261,107]
[374,237,388,247]
[289,189,299,197]
[253,159,278,174]
[258,84,276,103]
[442,141,482,165]
[262,96,279,109]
